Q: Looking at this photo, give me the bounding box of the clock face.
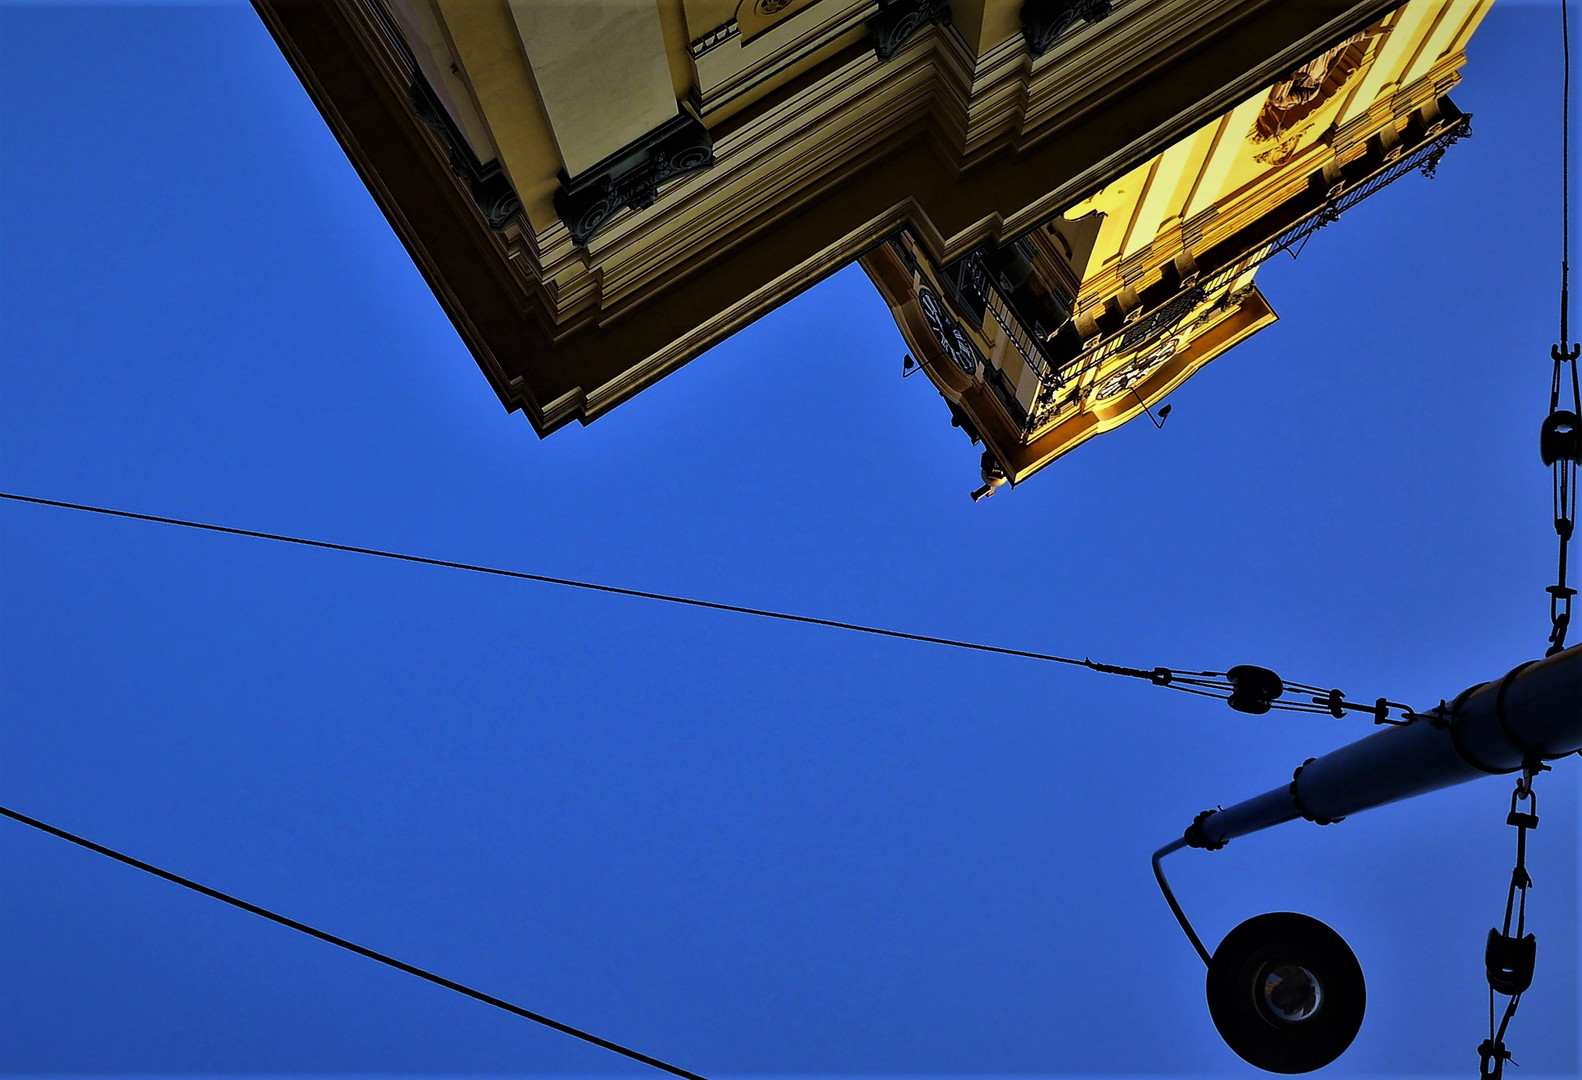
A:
[918,285,980,375]
[1092,337,1178,401]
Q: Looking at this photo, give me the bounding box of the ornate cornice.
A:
[552,112,716,246]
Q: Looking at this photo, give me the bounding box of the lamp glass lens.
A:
[1260,964,1322,1022]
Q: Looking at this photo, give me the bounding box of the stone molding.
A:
[516,0,1422,426]
[516,0,1414,327]
[690,20,740,59]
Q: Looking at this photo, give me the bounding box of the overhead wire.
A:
[0,804,709,1080]
[0,490,1426,718]
[0,490,1096,668]
[0,487,1429,1065]
[0,490,1421,717]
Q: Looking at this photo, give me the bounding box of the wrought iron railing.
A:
[985,277,1068,389]
[940,251,1068,390]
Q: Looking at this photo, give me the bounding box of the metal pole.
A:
[1189,644,1582,849]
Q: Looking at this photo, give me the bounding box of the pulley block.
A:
[1226,665,1285,714]
[1484,928,1536,997]
[1539,409,1582,465]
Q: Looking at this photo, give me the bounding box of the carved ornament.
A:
[1020,0,1112,59]
[868,0,952,62]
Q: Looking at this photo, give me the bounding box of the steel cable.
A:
[0,804,708,1080]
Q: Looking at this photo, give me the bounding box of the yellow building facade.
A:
[254,0,1465,478]
[864,0,1490,490]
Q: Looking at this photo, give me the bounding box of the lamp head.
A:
[1206,912,1365,1073]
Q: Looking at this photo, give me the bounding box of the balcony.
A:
[936,246,1073,426]
[931,108,1472,439]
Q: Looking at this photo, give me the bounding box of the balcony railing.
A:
[939,250,1068,390]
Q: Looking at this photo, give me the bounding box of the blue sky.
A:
[0,2,1577,1077]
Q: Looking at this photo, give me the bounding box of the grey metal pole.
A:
[1188,644,1582,849]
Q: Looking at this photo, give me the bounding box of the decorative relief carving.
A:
[408,73,522,229]
[1020,0,1112,59]
[1251,28,1380,165]
[739,0,825,41]
[553,112,716,245]
[696,0,823,53]
[868,0,951,62]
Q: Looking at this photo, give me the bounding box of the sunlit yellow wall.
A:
[1063,0,1492,316]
